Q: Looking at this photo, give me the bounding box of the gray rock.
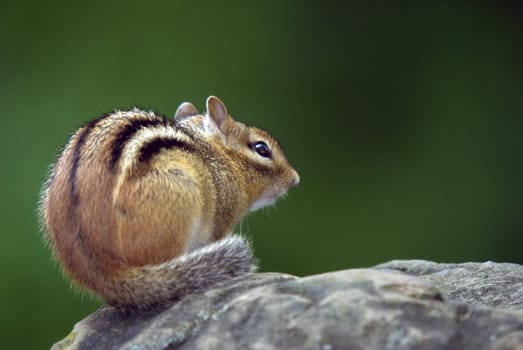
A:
[376,260,523,309]
[52,261,523,350]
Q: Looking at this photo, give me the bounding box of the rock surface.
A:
[376,260,523,309]
[52,260,523,350]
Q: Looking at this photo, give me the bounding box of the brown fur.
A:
[40,96,299,310]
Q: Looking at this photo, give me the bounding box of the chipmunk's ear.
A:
[206,96,228,128]
[174,102,199,121]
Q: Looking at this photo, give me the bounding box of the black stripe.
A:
[138,137,196,163]
[70,118,103,204]
[109,117,169,170]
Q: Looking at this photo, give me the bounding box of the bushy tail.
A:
[108,235,256,311]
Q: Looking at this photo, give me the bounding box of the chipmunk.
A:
[40,96,299,311]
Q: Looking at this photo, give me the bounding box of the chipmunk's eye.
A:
[252,141,272,158]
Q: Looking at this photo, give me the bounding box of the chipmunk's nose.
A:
[289,170,300,188]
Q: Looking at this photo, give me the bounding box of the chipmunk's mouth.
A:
[249,183,289,212]
[249,193,277,212]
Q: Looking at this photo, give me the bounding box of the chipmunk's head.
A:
[175,96,300,212]
[209,96,300,211]
[241,125,300,211]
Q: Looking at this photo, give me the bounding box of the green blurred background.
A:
[1,1,522,348]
